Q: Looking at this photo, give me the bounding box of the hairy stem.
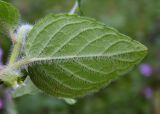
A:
[9,28,26,65]
[154,89,160,114]
[10,59,30,70]
[69,0,79,14]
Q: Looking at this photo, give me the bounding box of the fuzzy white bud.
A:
[16,24,33,40]
[16,24,33,56]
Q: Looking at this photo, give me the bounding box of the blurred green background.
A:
[0,0,160,114]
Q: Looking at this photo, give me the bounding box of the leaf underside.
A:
[25,14,147,98]
[0,0,19,32]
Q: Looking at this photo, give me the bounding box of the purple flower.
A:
[143,87,153,99]
[139,64,152,77]
[0,99,4,110]
[0,48,3,65]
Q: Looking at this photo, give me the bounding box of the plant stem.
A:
[77,0,84,15]
[11,59,30,70]
[69,0,79,14]
[154,89,160,114]
[9,28,26,65]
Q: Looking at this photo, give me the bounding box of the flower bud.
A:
[0,48,3,65]
[139,64,152,77]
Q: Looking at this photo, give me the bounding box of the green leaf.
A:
[12,77,40,98]
[24,14,147,98]
[0,0,20,32]
[63,98,77,105]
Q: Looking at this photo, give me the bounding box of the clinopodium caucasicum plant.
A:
[0,0,147,102]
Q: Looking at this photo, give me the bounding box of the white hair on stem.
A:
[69,0,79,15]
[9,24,33,65]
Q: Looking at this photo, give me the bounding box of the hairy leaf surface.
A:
[0,1,19,32]
[25,14,147,98]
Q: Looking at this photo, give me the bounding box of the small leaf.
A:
[24,14,147,98]
[0,1,20,32]
[12,77,40,98]
[63,98,77,104]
